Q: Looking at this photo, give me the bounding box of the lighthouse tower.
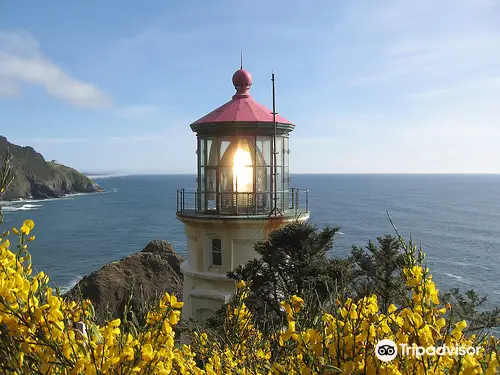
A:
[176,67,310,322]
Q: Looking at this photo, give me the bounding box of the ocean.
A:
[1,174,499,311]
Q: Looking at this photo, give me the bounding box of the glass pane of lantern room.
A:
[206,138,218,167]
[283,137,289,168]
[256,136,271,166]
[198,166,205,210]
[256,166,270,213]
[275,136,283,167]
[199,166,205,192]
[220,138,232,164]
[219,167,233,214]
[199,137,205,168]
[276,166,283,192]
[205,167,217,210]
[283,166,290,210]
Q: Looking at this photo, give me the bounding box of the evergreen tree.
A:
[350,235,407,313]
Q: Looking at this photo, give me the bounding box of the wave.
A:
[1,192,100,213]
[337,231,345,235]
[59,276,83,294]
[449,261,492,271]
[432,259,492,271]
[63,192,96,198]
[1,204,42,212]
[0,198,29,206]
[444,272,471,284]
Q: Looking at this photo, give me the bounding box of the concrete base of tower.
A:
[180,261,234,322]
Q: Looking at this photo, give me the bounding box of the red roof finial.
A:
[232,68,252,98]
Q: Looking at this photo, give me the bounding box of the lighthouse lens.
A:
[233,144,253,192]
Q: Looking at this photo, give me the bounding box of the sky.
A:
[1,0,500,174]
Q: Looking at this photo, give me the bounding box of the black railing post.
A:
[235,192,239,215]
[306,190,309,212]
[182,188,185,213]
[176,189,179,213]
[295,189,299,216]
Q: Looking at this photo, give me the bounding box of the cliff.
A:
[64,240,184,325]
[0,136,103,200]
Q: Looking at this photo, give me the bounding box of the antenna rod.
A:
[272,71,278,216]
[240,51,243,69]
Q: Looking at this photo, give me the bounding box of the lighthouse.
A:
[176,66,310,322]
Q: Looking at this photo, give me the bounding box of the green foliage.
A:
[441,288,500,335]
[349,234,407,313]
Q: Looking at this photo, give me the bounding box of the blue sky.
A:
[1,0,499,174]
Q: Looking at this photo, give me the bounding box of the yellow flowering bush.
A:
[0,217,499,374]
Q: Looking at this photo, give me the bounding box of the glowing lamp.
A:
[232,142,253,193]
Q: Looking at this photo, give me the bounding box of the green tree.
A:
[349,234,407,313]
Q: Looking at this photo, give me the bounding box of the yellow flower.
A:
[122,345,135,361]
[169,310,181,325]
[12,227,19,235]
[291,295,304,312]
[109,318,121,327]
[236,280,246,289]
[141,343,154,361]
[23,220,35,230]
[27,235,35,242]
[20,225,30,235]
[169,294,184,309]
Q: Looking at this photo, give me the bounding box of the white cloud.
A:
[0,31,112,108]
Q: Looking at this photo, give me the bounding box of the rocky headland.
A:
[64,240,184,325]
[0,136,103,201]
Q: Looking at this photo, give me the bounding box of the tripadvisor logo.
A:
[375,339,398,362]
[375,339,481,362]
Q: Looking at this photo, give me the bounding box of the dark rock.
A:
[31,183,64,199]
[64,240,184,325]
[141,240,183,278]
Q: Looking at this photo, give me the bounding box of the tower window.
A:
[211,238,222,266]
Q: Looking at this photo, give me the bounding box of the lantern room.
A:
[177,68,308,218]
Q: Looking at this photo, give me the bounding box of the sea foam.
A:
[1,204,42,212]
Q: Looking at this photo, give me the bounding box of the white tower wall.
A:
[179,215,308,321]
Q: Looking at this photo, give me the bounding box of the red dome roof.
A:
[191,69,293,126]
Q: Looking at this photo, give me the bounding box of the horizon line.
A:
[85,172,500,177]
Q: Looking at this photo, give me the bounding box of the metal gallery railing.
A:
[176,188,309,217]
